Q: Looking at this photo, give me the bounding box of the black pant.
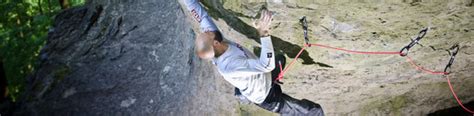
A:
[256,54,324,116]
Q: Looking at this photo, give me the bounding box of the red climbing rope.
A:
[309,43,401,55]
[446,75,474,114]
[277,45,307,81]
[275,42,473,114]
[405,56,448,75]
[277,43,446,80]
[283,17,470,113]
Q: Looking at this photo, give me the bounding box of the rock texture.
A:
[201,0,474,115]
[10,0,474,115]
[21,0,236,115]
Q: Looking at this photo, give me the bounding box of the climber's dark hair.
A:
[212,31,223,42]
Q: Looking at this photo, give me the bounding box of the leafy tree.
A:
[0,0,85,102]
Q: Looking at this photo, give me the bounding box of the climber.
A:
[183,0,324,115]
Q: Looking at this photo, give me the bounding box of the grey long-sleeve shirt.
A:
[184,0,275,104]
[212,39,275,104]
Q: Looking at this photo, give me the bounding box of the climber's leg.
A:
[256,84,324,116]
[256,84,284,112]
[278,93,324,116]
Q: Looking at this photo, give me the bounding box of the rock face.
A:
[17,0,474,115]
[200,0,474,115]
[23,0,236,115]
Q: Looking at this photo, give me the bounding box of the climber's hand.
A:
[253,9,273,37]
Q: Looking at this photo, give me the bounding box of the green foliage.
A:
[0,0,84,102]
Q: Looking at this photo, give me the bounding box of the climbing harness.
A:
[275,16,473,114]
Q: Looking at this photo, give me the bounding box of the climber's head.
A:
[195,31,224,60]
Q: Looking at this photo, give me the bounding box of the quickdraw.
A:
[444,44,459,74]
[300,16,310,46]
[400,28,428,56]
[274,16,472,114]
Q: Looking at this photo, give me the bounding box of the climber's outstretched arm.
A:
[183,0,218,32]
[220,10,276,77]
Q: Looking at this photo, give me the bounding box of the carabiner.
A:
[400,28,428,56]
[300,16,310,47]
[444,44,460,74]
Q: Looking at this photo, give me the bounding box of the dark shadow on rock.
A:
[201,1,318,65]
[428,100,474,116]
[315,62,333,68]
[253,47,333,68]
